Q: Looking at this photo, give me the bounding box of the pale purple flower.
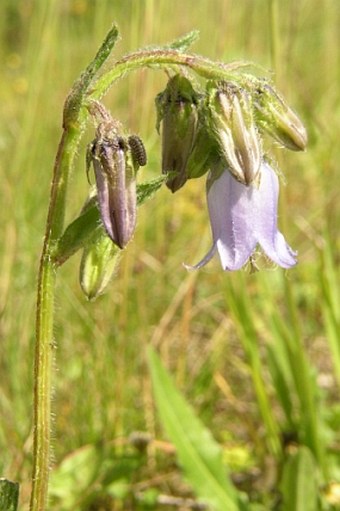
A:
[186,161,297,271]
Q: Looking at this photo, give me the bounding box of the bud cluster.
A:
[78,71,307,297]
[156,73,307,190]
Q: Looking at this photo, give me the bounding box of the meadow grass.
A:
[0,0,339,509]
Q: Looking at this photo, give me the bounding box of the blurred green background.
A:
[0,0,339,509]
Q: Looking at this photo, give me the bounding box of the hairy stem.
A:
[29,26,119,510]
[29,128,81,511]
[89,49,260,102]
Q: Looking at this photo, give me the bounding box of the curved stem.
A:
[29,127,81,511]
[89,49,260,102]
[28,25,136,510]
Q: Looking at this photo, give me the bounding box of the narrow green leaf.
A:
[266,342,296,429]
[0,478,19,511]
[280,447,319,511]
[53,200,100,266]
[136,175,166,205]
[320,239,340,385]
[148,347,243,511]
[167,30,200,50]
[63,24,119,126]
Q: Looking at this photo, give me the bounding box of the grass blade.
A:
[148,347,243,511]
[279,447,319,511]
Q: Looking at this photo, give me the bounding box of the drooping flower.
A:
[185,161,297,271]
[87,101,146,249]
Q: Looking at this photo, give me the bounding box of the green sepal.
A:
[185,115,219,179]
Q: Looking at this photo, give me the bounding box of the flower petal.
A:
[185,161,297,271]
[208,169,258,270]
[253,162,297,268]
[183,243,217,270]
[93,156,115,241]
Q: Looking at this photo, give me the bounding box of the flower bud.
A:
[253,81,307,151]
[206,82,261,185]
[87,101,142,248]
[156,74,200,192]
[79,229,121,300]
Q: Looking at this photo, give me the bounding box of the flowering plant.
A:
[27,26,306,511]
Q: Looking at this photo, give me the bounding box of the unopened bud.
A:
[87,101,145,248]
[253,81,307,151]
[206,82,261,185]
[79,230,121,300]
[156,74,200,192]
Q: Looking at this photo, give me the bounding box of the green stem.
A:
[29,27,119,510]
[29,128,81,511]
[89,49,260,102]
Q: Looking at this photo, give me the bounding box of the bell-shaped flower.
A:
[185,161,297,271]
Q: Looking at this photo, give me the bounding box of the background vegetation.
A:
[0,0,339,509]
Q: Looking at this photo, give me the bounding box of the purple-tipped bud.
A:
[156,74,200,192]
[253,81,307,151]
[206,82,261,185]
[87,101,141,248]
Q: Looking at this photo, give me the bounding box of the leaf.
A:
[136,175,166,205]
[167,30,200,51]
[64,24,119,127]
[0,478,19,511]
[54,200,100,266]
[148,347,244,511]
[279,446,319,511]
